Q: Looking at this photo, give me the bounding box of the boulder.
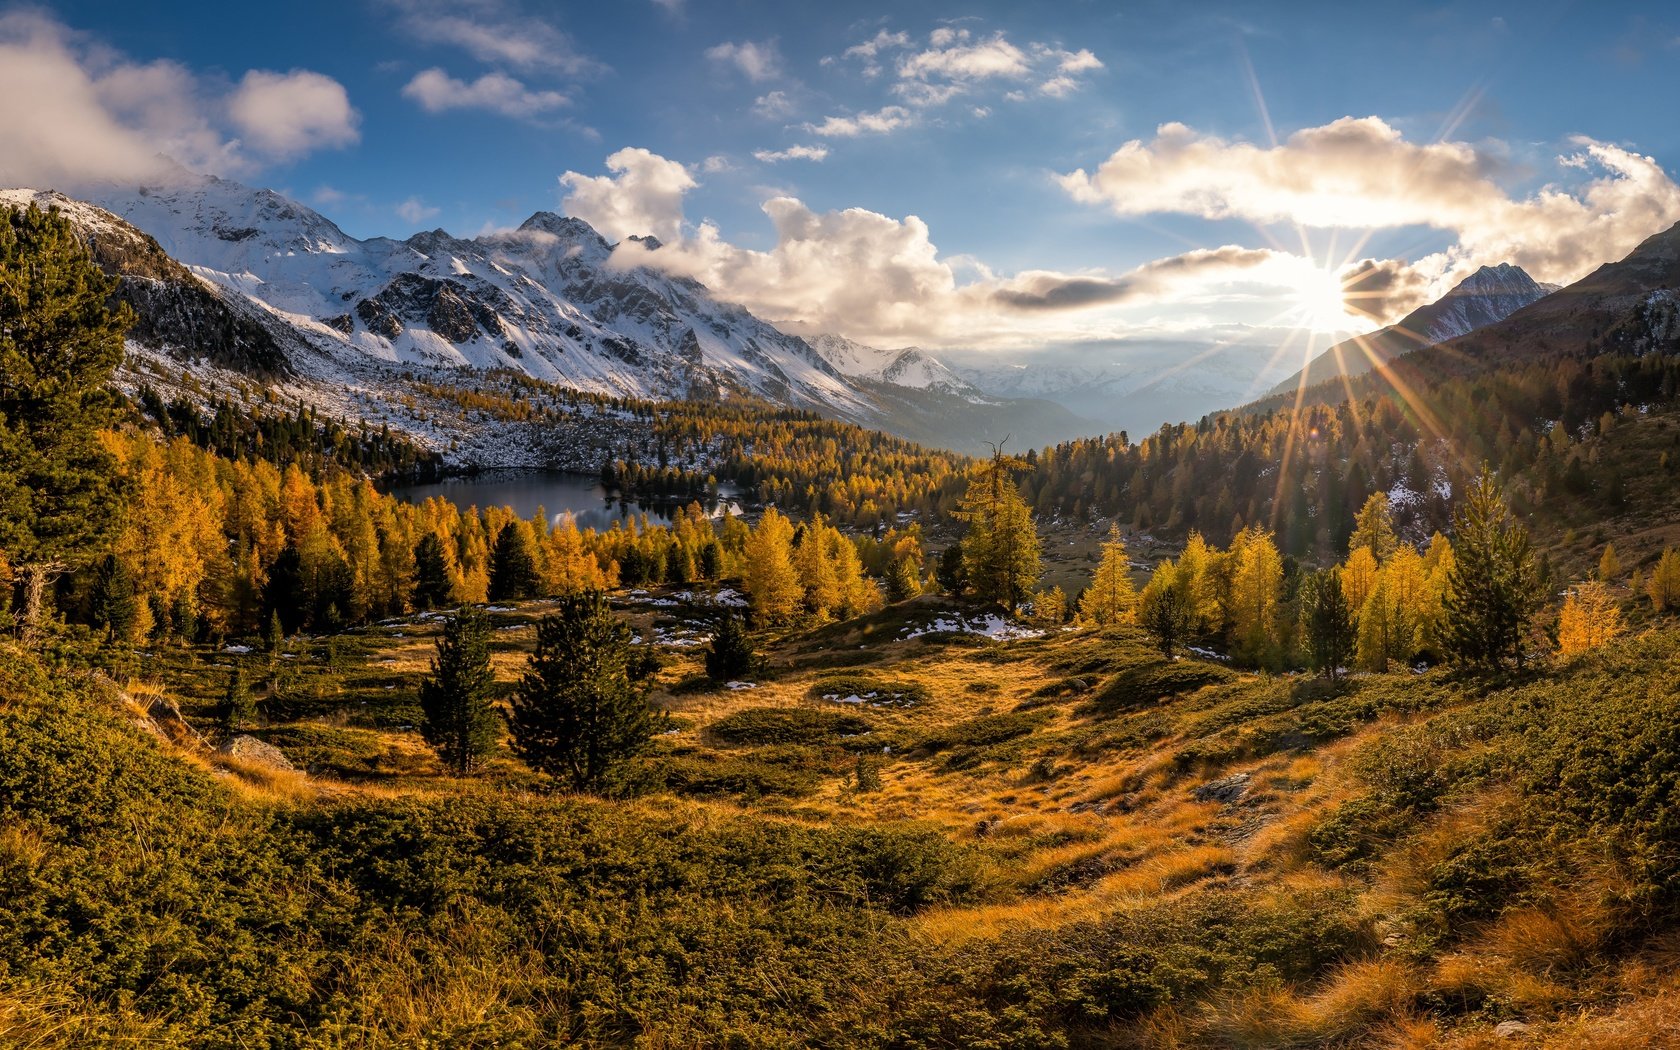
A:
[216,735,296,773]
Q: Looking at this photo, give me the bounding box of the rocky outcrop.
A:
[215,734,297,773]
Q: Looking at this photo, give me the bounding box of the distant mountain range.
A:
[948,337,1300,440]
[0,177,1085,457]
[1267,263,1553,398]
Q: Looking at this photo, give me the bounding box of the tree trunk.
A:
[17,562,60,646]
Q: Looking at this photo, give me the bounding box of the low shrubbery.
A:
[707,706,875,746]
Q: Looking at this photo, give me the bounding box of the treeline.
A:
[60,431,926,646]
[134,385,444,480]
[1027,350,1680,554]
[1070,473,1665,676]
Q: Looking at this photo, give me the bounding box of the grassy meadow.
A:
[5,580,1680,1048]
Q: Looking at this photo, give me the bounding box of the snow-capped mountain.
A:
[805,333,980,396]
[3,176,1100,458]
[1268,263,1550,397]
[62,174,873,417]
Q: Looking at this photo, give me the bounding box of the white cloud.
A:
[1338,257,1436,323]
[842,29,911,76]
[229,70,360,158]
[402,68,568,118]
[804,105,913,138]
[700,155,733,174]
[384,0,601,75]
[397,196,440,224]
[1054,48,1103,73]
[1059,116,1680,289]
[752,90,794,119]
[898,30,1030,81]
[0,11,353,189]
[753,144,829,163]
[578,148,1334,348]
[844,29,911,60]
[705,39,781,82]
[559,147,696,242]
[823,24,1102,127]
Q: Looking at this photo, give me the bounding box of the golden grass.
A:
[1202,959,1423,1047]
[0,983,171,1049]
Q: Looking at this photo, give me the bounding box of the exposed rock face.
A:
[0,189,292,377]
[356,297,403,339]
[216,734,297,772]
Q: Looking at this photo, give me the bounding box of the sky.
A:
[4,0,1680,367]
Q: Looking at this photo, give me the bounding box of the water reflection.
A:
[385,470,741,532]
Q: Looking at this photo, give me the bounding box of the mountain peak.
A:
[1450,262,1542,300]
[514,212,607,248]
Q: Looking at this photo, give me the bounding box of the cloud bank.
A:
[559,147,696,243]
[1060,116,1680,307]
[0,10,357,189]
[561,148,1328,348]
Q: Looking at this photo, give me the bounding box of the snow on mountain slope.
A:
[805,333,981,396]
[70,173,872,418]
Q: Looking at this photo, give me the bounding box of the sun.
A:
[1293,267,1356,333]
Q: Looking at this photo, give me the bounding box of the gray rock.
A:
[1193,772,1251,804]
[1493,1020,1531,1039]
[216,735,296,772]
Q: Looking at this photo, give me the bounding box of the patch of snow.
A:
[223,644,253,654]
[901,613,1043,641]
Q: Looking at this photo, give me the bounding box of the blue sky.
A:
[6,1,1680,357]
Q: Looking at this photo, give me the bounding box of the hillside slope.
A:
[10,597,1680,1048]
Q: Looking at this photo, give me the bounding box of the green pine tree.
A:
[220,664,255,733]
[705,613,757,682]
[886,555,922,602]
[0,204,134,642]
[1443,468,1540,670]
[263,610,284,654]
[1138,561,1194,658]
[957,441,1041,612]
[87,553,138,645]
[1300,567,1354,682]
[935,541,967,595]
[418,608,500,775]
[412,533,454,610]
[509,591,664,792]
[488,521,539,602]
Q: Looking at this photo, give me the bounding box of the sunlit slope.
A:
[10,595,1680,1047]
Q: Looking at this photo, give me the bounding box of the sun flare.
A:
[1293,267,1357,333]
